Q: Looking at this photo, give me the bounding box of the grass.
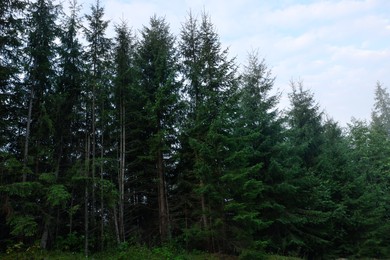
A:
[0,243,302,260]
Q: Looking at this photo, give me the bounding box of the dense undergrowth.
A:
[1,242,302,260]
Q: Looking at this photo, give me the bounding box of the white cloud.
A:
[73,0,390,126]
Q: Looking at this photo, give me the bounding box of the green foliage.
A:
[1,1,390,258]
[7,215,37,237]
[98,178,119,207]
[54,232,83,252]
[2,181,42,197]
[47,184,71,207]
[239,249,266,260]
[39,172,56,183]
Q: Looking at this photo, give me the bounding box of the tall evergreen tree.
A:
[21,0,60,249]
[350,83,390,257]
[0,1,27,246]
[274,82,331,257]
[55,0,84,178]
[316,119,358,257]
[177,11,239,252]
[346,118,390,258]
[83,0,112,253]
[113,20,137,243]
[221,51,282,257]
[136,15,180,243]
[23,0,59,182]
[0,0,26,152]
[52,0,85,249]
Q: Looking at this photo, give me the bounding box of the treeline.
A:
[1,0,390,258]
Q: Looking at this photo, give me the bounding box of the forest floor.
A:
[0,244,302,260]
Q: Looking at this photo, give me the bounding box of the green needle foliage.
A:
[0,2,389,259]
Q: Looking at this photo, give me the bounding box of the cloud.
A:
[263,0,380,29]
[73,0,390,126]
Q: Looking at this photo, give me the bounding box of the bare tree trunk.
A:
[100,131,104,251]
[113,205,120,244]
[118,101,125,242]
[69,191,74,234]
[23,87,34,182]
[84,134,90,257]
[157,148,169,242]
[40,221,49,249]
[92,84,96,227]
[200,180,208,230]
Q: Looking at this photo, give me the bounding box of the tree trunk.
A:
[118,100,126,242]
[157,148,169,242]
[23,87,34,182]
[91,83,96,227]
[40,220,49,249]
[200,179,208,230]
[84,134,90,257]
[69,191,74,234]
[100,132,104,251]
[113,204,120,244]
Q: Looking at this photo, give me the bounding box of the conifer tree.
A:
[221,52,281,257]
[19,0,60,249]
[275,82,330,257]
[178,11,238,252]
[113,20,137,243]
[316,119,357,257]
[136,15,180,243]
[53,0,85,247]
[83,1,112,252]
[55,0,84,178]
[23,0,59,181]
[0,0,26,152]
[351,83,390,257]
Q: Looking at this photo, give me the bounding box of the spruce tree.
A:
[23,0,59,181]
[178,11,239,252]
[0,0,26,152]
[23,0,60,249]
[316,119,357,257]
[113,20,137,243]
[136,15,180,243]
[275,82,331,257]
[221,51,282,257]
[347,84,390,257]
[53,0,86,248]
[83,0,112,252]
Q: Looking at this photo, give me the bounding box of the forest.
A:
[1,0,390,259]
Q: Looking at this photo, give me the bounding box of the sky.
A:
[75,0,390,127]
